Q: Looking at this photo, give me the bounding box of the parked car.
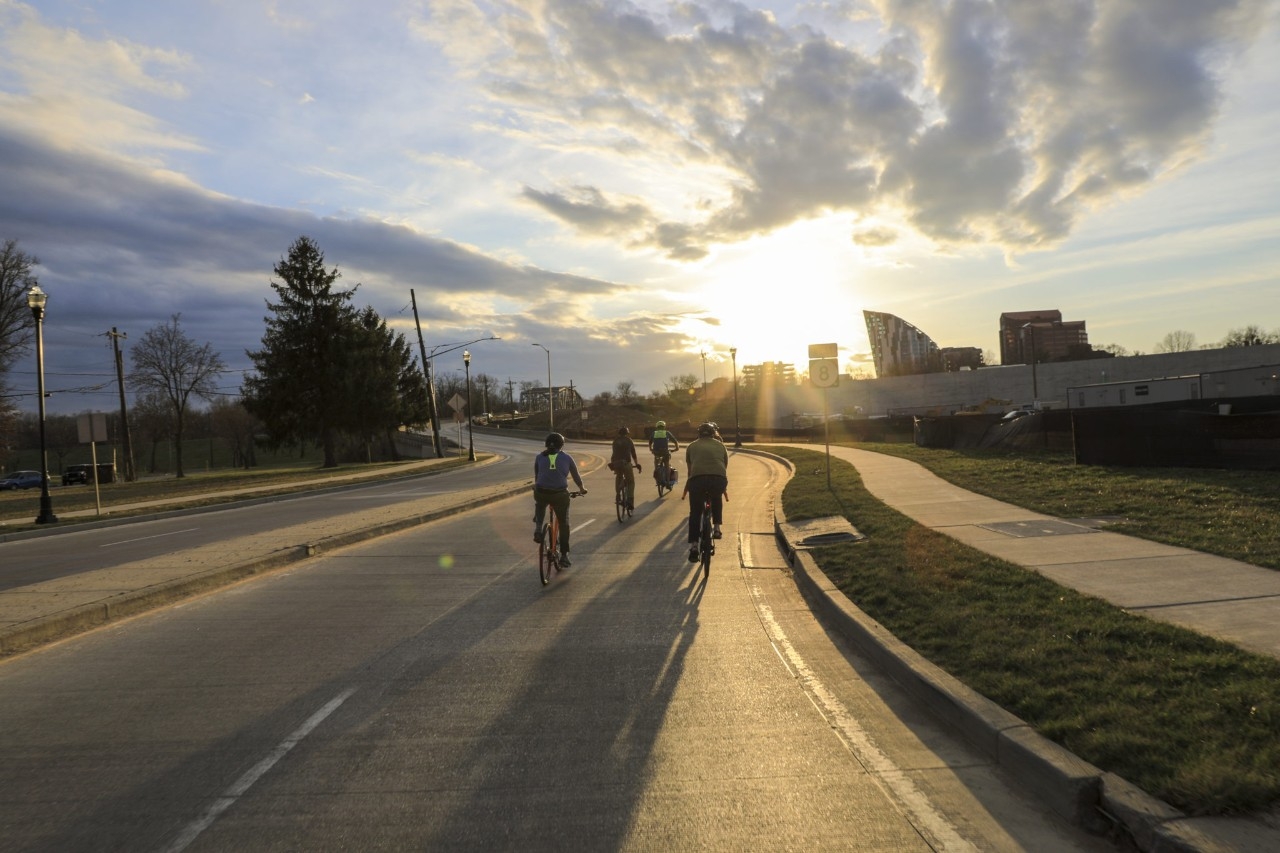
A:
[0,470,44,490]
[62,464,93,486]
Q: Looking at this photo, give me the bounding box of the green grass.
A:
[772,445,1280,816]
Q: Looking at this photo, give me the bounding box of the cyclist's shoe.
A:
[712,526,722,539]
[533,526,543,543]
[688,547,698,563]
[561,555,572,568]
[627,503,634,511]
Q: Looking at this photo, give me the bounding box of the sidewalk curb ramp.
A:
[0,480,531,658]
[765,467,1235,853]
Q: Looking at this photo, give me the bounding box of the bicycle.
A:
[654,456,670,498]
[696,493,714,579]
[537,491,583,585]
[614,465,639,523]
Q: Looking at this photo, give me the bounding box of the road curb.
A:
[0,481,530,658]
[762,452,1221,852]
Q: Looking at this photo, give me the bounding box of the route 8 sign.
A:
[809,358,839,388]
[808,342,839,388]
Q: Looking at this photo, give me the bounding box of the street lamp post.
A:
[730,346,742,448]
[26,284,57,525]
[424,336,500,456]
[532,343,553,431]
[463,350,476,461]
[1022,323,1038,400]
[700,350,707,400]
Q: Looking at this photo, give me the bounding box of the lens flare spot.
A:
[438,555,455,569]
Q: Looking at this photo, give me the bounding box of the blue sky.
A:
[2,0,1277,416]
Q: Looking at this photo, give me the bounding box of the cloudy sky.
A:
[2,0,1277,416]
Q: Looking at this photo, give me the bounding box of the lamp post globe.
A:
[26,284,57,524]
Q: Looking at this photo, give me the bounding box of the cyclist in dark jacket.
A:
[610,427,641,510]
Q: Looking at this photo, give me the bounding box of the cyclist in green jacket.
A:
[682,422,728,562]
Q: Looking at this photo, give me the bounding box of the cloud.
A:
[423,0,1270,259]
[0,127,663,413]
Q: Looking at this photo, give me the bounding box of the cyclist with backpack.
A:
[648,420,679,487]
[532,432,587,567]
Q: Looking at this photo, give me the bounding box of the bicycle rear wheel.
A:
[538,521,556,585]
[656,462,667,498]
[616,480,626,523]
[699,503,713,579]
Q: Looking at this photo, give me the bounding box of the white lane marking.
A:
[573,519,597,534]
[102,528,199,547]
[750,588,978,852]
[162,686,357,853]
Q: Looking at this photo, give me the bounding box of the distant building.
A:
[940,346,984,372]
[999,310,1094,364]
[742,361,797,389]
[863,310,943,377]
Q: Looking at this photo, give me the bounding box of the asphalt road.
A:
[0,439,1115,851]
[0,433,558,591]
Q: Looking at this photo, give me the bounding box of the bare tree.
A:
[131,390,174,474]
[1155,330,1197,353]
[615,381,636,404]
[1220,326,1280,347]
[0,240,39,424]
[209,396,260,469]
[129,314,226,478]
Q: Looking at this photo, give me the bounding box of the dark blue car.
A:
[0,470,44,490]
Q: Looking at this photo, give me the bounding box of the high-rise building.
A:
[742,361,797,388]
[863,311,943,377]
[999,310,1091,364]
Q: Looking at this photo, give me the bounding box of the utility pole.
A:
[410,289,445,458]
[108,327,136,482]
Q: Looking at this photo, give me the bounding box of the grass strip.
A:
[773,445,1280,816]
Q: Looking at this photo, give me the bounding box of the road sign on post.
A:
[808,344,839,489]
[76,413,109,516]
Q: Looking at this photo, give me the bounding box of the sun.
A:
[687,219,868,372]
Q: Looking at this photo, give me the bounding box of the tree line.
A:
[2,236,436,477]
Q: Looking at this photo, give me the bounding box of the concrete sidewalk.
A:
[828,446,1280,659]
[774,445,1280,853]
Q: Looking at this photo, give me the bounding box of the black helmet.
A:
[618,426,630,436]
[545,432,565,450]
[698,422,717,437]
